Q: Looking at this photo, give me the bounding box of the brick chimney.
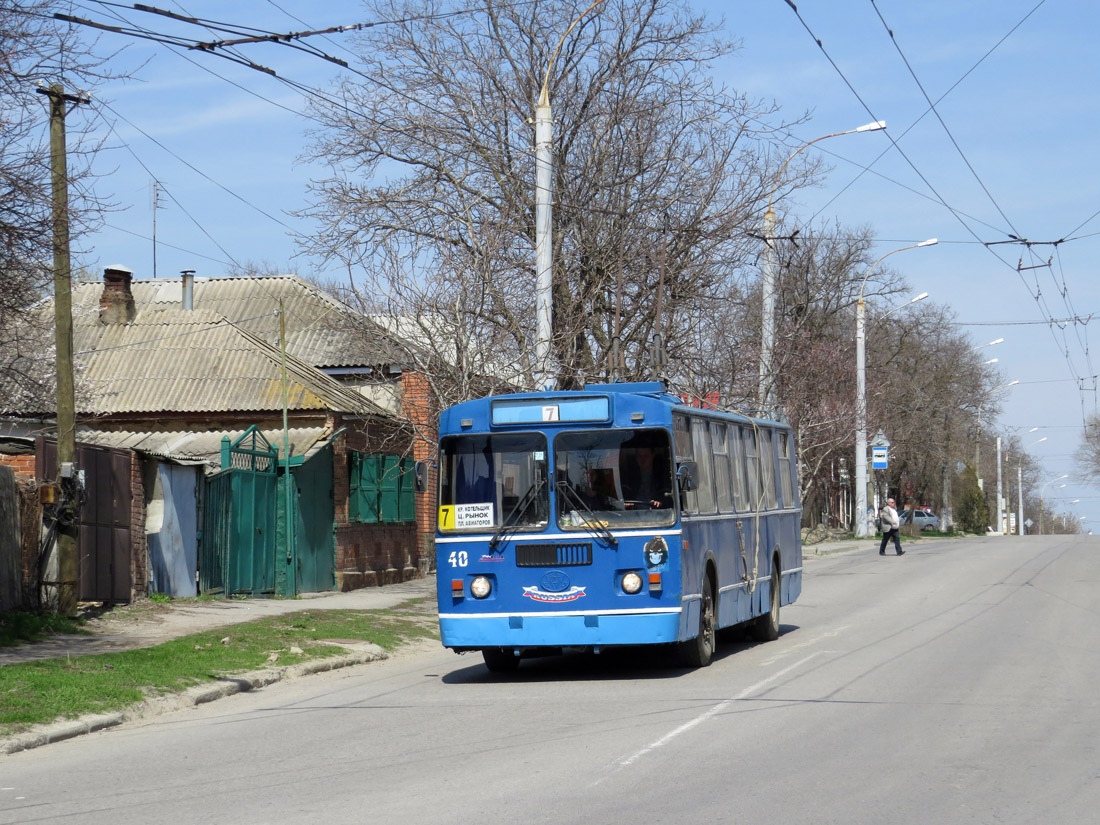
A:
[100,265,136,324]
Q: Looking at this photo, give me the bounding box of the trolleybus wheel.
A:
[482,647,521,673]
[753,564,781,642]
[678,575,716,667]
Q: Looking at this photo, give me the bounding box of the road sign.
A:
[872,447,888,469]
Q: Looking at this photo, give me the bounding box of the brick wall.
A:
[332,521,418,590]
[331,416,422,591]
[129,452,148,600]
[0,453,43,607]
[400,371,438,571]
[0,453,36,481]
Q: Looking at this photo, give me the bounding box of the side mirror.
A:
[414,460,431,493]
[676,460,698,493]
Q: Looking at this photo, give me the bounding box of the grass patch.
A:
[0,611,87,648]
[0,599,437,738]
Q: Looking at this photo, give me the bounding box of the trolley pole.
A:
[38,83,89,615]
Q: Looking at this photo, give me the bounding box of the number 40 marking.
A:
[448,551,469,568]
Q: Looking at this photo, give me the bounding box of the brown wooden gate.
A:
[38,440,134,603]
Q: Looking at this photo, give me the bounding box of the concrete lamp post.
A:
[974,379,1019,487]
[1017,436,1046,535]
[853,240,937,538]
[758,120,886,415]
[1038,475,1068,535]
[533,0,607,391]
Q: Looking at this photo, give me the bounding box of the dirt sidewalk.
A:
[0,577,437,666]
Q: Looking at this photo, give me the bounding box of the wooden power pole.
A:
[38,82,88,615]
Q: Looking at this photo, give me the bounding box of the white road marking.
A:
[759,625,849,666]
[595,651,826,783]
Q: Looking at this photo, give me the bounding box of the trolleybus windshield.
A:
[554,428,675,529]
[438,432,549,532]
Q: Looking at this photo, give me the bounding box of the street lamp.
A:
[853,241,937,538]
[1039,475,1068,535]
[1017,436,1047,535]
[534,0,607,391]
[975,379,1019,482]
[759,120,887,414]
[974,337,1004,351]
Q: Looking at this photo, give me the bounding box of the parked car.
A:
[900,508,940,531]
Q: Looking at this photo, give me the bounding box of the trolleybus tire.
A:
[753,564,781,642]
[677,575,716,667]
[482,647,521,673]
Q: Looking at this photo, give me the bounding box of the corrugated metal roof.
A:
[71,275,406,369]
[74,425,334,469]
[71,308,389,416]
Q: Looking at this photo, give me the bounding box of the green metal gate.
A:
[199,427,278,597]
[200,427,337,598]
[289,445,336,594]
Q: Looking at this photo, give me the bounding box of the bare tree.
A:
[1076,415,1100,486]
[0,3,112,412]
[300,0,800,403]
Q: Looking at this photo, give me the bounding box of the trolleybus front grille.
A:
[515,542,593,567]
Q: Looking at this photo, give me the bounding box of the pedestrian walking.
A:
[879,497,904,556]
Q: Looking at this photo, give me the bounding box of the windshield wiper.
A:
[488,475,546,552]
[556,480,618,547]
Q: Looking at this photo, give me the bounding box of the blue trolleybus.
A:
[434,382,802,672]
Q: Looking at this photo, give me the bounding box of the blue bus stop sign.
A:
[872,447,888,469]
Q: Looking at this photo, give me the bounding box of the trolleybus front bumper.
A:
[438,607,682,650]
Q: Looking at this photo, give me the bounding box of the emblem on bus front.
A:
[522,585,587,603]
[540,570,570,592]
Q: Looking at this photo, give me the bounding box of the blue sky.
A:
[68,0,1098,527]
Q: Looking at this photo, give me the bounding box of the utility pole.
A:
[995,435,1003,534]
[758,204,777,414]
[152,180,162,279]
[38,82,89,615]
[1017,463,1023,535]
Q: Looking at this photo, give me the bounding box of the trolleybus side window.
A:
[672,414,697,514]
[777,429,795,508]
[690,417,716,514]
[743,425,761,510]
[711,421,733,513]
[759,427,778,509]
[730,423,748,512]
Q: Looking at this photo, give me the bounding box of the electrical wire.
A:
[778,0,1097,425]
[868,0,1035,240]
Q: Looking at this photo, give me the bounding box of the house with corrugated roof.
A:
[1,267,436,604]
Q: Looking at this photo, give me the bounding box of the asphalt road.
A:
[2,535,1098,825]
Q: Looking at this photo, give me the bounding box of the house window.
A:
[348,453,415,523]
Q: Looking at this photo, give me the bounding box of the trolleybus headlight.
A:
[622,571,643,594]
[471,576,492,599]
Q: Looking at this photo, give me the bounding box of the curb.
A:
[806,542,863,556]
[2,643,386,756]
